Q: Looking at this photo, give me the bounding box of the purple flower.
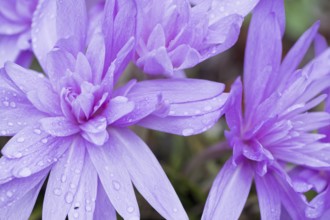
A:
[0,0,38,67]
[202,0,330,219]
[133,0,259,76]
[0,0,228,219]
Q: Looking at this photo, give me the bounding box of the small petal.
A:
[202,158,253,219]
[110,128,188,219]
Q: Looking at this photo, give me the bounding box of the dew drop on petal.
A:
[73,212,79,218]
[17,137,25,143]
[127,206,135,213]
[85,205,92,212]
[53,188,62,196]
[6,191,13,198]
[9,102,16,108]
[182,128,194,136]
[65,192,74,204]
[3,101,9,107]
[112,180,121,191]
[173,208,178,213]
[41,138,48,144]
[37,161,44,166]
[61,175,67,183]
[70,183,76,189]
[14,152,23,158]
[204,106,212,111]
[33,129,41,135]
[18,167,32,177]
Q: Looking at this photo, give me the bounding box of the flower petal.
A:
[93,180,117,220]
[43,137,86,220]
[255,174,281,220]
[109,128,188,219]
[87,135,140,219]
[68,156,98,220]
[202,158,253,220]
[40,117,80,137]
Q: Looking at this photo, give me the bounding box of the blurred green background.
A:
[1,0,330,219]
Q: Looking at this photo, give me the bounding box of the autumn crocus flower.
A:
[133,0,259,76]
[0,0,38,67]
[202,0,330,219]
[0,0,228,219]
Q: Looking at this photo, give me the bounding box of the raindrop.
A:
[173,208,178,213]
[85,205,92,212]
[65,192,74,204]
[9,102,16,108]
[37,161,44,166]
[14,152,23,158]
[7,122,13,126]
[70,183,76,189]
[41,138,48,144]
[127,206,135,213]
[18,167,32,177]
[112,180,121,191]
[61,175,67,183]
[33,129,41,135]
[2,101,9,107]
[6,191,13,198]
[73,212,79,218]
[1,130,7,135]
[112,96,128,103]
[17,137,25,143]
[204,106,212,111]
[182,128,194,136]
[74,169,81,174]
[53,188,62,196]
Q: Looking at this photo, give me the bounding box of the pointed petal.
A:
[1,177,45,220]
[31,0,57,68]
[87,135,140,219]
[56,0,87,52]
[277,22,320,89]
[138,110,222,136]
[68,156,98,220]
[314,33,328,56]
[93,180,117,220]
[0,168,48,209]
[110,128,188,219]
[202,158,253,220]
[43,138,86,220]
[127,78,225,103]
[40,117,80,137]
[255,174,281,220]
[244,12,282,121]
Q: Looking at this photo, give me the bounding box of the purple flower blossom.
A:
[202,0,330,219]
[0,0,38,67]
[0,0,228,219]
[134,0,259,76]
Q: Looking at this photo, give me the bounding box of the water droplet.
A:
[112,180,121,191]
[61,175,67,183]
[73,212,79,218]
[182,128,194,136]
[7,122,13,126]
[41,138,48,144]
[33,129,41,134]
[9,102,16,108]
[2,101,9,107]
[18,167,32,177]
[70,183,76,189]
[127,206,135,213]
[204,106,212,111]
[65,192,74,203]
[14,152,22,158]
[1,130,7,135]
[74,169,81,174]
[6,191,13,197]
[53,188,62,196]
[173,208,178,213]
[17,137,25,143]
[112,96,128,103]
[37,161,44,166]
[85,205,92,212]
